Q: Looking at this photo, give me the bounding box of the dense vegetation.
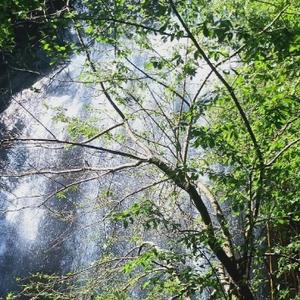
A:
[1,0,299,299]
[0,0,66,111]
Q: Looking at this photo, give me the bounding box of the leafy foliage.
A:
[1,0,300,299]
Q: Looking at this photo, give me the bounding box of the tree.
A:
[1,0,299,299]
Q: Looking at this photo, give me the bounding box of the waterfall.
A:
[0,49,165,295]
[0,34,216,297]
[0,53,113,294]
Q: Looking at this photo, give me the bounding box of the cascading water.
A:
[0,33,217,297]
[0,45,170,295]
[0,53,121,294]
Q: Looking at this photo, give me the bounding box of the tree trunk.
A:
[151,157,255,299]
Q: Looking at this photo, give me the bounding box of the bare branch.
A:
[197,181,235,258]
[83,122,124,144]
[266,137,300,167]
[125,58,191,108]
[0,163,147,178]
[107,178,170,215]
[12,97,58,139]
[1,161,144,214]
[1,137,145,161]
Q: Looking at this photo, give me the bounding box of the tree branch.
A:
[1,137,145,161]
[169,0,262,165]
[266,137,300,167]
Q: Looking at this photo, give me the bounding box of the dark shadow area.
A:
[0,0,68,113]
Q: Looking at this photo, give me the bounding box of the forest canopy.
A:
[0,0,299,299]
